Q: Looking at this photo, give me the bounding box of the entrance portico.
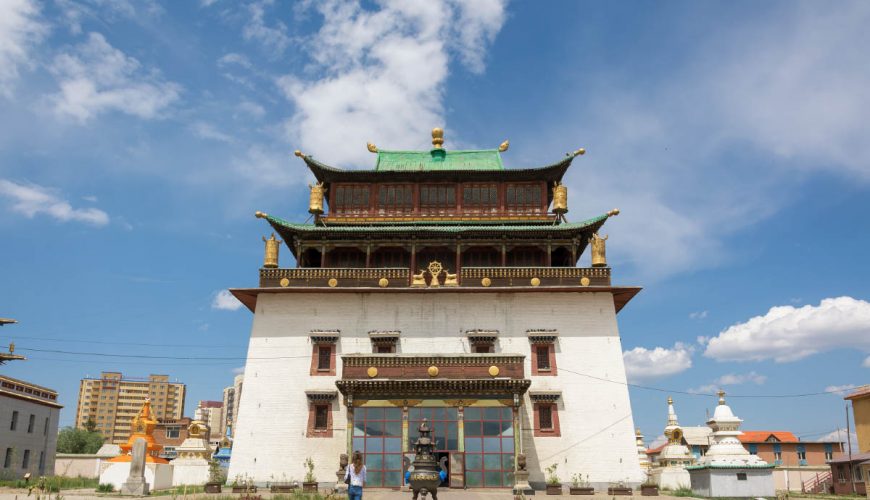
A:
[336,354,530,488]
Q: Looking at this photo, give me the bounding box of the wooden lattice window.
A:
[506,183,543,213]
[462,184,498,212]
[536,346,551,370]
[539,405,553,430]
[420,184,456,213]
[377,184,413,213]
[314,405,329,430]
[317,346,331,371]
[333,185,370,214]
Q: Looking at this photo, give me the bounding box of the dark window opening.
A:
[507,247,546,266]
[536,345,551,370]
[27,414,35,433]
[327,247,366,268]
[474,344,493,354]
[462,184,498,212]
[463,247,500,267]
[377,184,413,213]
[736,473,747,481]
[317,346,331,371]
[420,184,456,213]
[22,450,30,469]
[372,247,410,268]
[10,411,18,431]
[506,183,543,213]
[539,406,553,430]
[333,185,371,214]
[314,405,329,430]
[375,344,395,354]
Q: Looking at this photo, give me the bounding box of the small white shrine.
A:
[636,428,651,472]
[171,420,214,486]
[650,397,693,489]
[687,391,774,497]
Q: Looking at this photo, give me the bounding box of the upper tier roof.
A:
[376,149,504,171]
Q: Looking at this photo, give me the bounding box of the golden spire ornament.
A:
[431,128,444,149]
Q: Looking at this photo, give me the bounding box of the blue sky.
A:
[1,0,869,447]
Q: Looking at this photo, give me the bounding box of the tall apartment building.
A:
[194,400,223,443]
[75,372,186,444]
[220,373,243,438]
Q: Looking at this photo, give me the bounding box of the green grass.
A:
[151,485,206,496]
[672,487,696,497]
[0,476,99,491]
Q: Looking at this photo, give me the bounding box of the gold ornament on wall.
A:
[427,365,439,377]
[530,277,541,287]
[580,276,591,286]
[279,277,290,287]
[367,367,378,378]
[488,365,500,377]
[481,277,491,287]
[328,278,338,287]
[378,278,389,288]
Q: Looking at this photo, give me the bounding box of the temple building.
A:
[227,129,644,490]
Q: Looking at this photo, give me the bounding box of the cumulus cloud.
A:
[817,429,858,450]
[242,0,290,54]
[211,289,242,311]
[704,297,870,363]
[648,434,667,450]
[280,0,507,167]
[623,342,693,383]
[825,384,857,395]
[689,371,767,395]
[0,179,109,225]
[48,32,181,122]
[190,121,234,143]
[0,0,46,98]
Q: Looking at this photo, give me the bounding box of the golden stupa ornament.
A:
[552,182,568,214]
[431,128,444,149]
[262,233,281,268]
[498,140,509,152]
[591,232,608,267]
[309,182,326,215]
[367,142,378,153]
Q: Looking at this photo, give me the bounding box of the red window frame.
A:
[533,402,560,437]
[307,402,333,438]
[462,183,499,213]
[377,184,413,214]
[419,184,457,214]
[505,183,544,214]
[332,184,371,215]
[310,344,336,376]
[531,343,557,376]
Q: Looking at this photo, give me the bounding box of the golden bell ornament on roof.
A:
[309,182,326,215]
[590,232,608,267]
[552,182,568,214]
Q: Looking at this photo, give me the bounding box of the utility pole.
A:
[846,403,855,495]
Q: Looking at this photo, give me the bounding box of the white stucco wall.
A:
[689,468,775,497]
[0,395,59,478]
[228,290,643,487]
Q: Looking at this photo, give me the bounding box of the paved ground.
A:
[0,488,700,500]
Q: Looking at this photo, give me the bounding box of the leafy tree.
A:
[84,417,97,433]
[56,426,104,454]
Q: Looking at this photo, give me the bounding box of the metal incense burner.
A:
[409,419,441,500]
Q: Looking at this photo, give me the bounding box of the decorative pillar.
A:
[455,241,461,280]
[321,243,328,268]
[546,239,552,268]
[345,395,354,457]
[513,394,522,456]
[457,406,465,452]
[366,244,372,268]
[501,243,507,267]
[410,243,417,286]
[295,240,302,268]
[401,406,409,453]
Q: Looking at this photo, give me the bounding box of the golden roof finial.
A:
[574,147,586,156]
[367,142,378,153]
[8,342,14,353]
[498,140,509,152]
[431,127,444,149]
[607,208,620,217]
[255,211,268,219]
[293,150,304,158]
[667,396,673,405]
[718,390,726,404]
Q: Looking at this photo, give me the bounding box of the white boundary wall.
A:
[228,291,643,488]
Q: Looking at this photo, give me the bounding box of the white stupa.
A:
[650,397,693,489]
[687,391,774,497]
[636,428,651,471]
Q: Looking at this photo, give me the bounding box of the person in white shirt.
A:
[345,450,367,499]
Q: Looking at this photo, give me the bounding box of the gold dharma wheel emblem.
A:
[367,367,378,378]
[580,276,591,286]
[488,365,500,377]
[427,260,443,276]
[481,277,491,287]
[279,277,290,287]
[378,278,389,288]
[427,365,439,377]
[530,277,541,287]
[328,278,338,287]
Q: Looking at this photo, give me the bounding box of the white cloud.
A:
[55,0,162,35]
[232,366,245,375]
[817,429,858,450]
[217,52,252,69]
[704,297,870,363]
[648,434,667,450]
[0,0,46,98]
[689,310,708,320]
[825,384,857,395]
[48,32,181,122]
[622,342,693,383]
[689,371,767,395]
[280,0,507,168]
[236,100,265,119]
[0,179,109,225]
[211,289,242,311]
[190,121,234,143]
[242,0,290,54]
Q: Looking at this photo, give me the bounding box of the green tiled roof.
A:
[261,213,610,235]
[375,149,504,171]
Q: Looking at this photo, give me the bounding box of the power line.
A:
[4,335,247,349]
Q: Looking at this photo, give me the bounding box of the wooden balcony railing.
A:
[259,266,610,288]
